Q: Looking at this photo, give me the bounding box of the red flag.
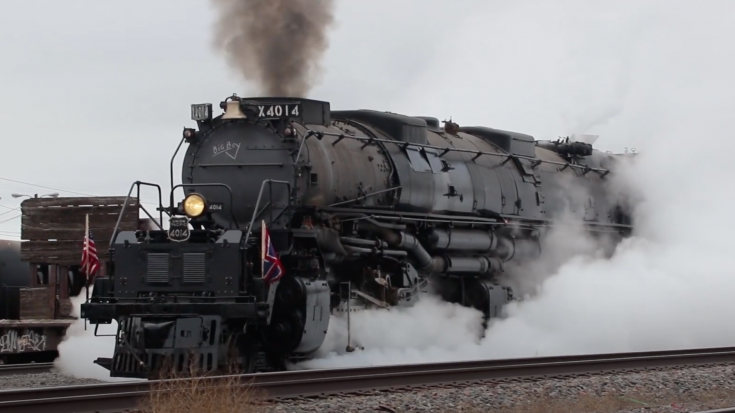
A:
[261,222,285,285]
[81,227,100,284]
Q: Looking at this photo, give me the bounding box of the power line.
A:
[0,214,20,225]
[0,177,95,197]
[0,207,20,218]
[0,176,162,207]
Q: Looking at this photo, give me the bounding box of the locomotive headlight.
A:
[183,193,206,218]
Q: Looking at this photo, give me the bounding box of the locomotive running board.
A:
[93,357,112,371]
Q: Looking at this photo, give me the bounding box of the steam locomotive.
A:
[81,95,634,378]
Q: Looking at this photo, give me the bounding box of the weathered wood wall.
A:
[20,197,140,265]
[19,287,53,319]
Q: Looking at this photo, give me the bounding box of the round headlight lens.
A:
[183,193,206,217]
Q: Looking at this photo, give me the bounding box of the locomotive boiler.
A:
[80,94,634,378]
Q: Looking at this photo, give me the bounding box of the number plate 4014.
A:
[257,103,301,119]
[168,217,190,242]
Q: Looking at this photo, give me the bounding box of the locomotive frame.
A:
[80,94,633,379]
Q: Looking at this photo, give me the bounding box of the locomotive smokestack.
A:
[210,0,336,98]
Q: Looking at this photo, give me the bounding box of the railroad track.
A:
[2,346,735,413]
[0,362,54,377]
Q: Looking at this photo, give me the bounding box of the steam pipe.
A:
[342,245,408,257]
[358,221,540,274]
[339,236,387,248]
[357,222,443,272]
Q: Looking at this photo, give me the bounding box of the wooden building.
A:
[18,196,140,319]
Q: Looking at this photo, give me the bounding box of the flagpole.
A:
[263,220,280,325]
[261,219,265,280]
[84,214,89,302]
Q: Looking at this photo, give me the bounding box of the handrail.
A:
[108,181,165,256]
[328,186,402,208]
[242,179,292,247]
[292,129,318,167]
[292,129,318,202]
[170,183,239,229]
[301,128,612,176]
[169,137,185,194]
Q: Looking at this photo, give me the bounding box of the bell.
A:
[221,100,246,119]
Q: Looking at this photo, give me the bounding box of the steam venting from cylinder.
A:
[210,0,336,97]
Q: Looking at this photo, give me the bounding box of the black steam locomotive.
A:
[81,95,634,378]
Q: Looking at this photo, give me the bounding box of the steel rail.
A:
[693,409,735,413]
[2,346,735,413]
[0,362,54,377]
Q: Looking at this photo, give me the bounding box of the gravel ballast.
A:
[264,364,735,413]
[2,364,735,412]
[0,372,106,390]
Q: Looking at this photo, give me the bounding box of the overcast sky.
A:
[1,0,732,239]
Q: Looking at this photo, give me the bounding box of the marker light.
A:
[183,128,197,143]
[183,193,206,218]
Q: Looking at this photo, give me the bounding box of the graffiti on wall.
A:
[0,329,47,353]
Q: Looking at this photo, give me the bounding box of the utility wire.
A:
[0,214,21,225]
[0,176,95,196]
[0,177,177,237]
[0,207,20,218]
[0,214,21,224]
[0,176,162,207]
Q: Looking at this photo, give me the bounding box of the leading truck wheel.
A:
[222,332,258,375]
[237,336,258,374]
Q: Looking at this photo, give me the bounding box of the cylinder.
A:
[442,256,503,275]
[489,237,542,262]
[425,228,498,252]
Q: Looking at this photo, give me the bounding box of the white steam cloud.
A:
[299,0,735,369]
[54,290,140,382]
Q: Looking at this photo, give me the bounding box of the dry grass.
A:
[136,356,268,413]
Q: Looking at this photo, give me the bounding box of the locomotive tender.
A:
[81,95,633,378]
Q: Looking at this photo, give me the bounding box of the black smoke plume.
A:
[210,0,336,97]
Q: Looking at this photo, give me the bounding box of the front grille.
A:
[147,253,170,284]
[112,318,148,376]
[183,253,206,284]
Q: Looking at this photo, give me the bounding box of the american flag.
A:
[81,228,100,282]
[261,222,284,285]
